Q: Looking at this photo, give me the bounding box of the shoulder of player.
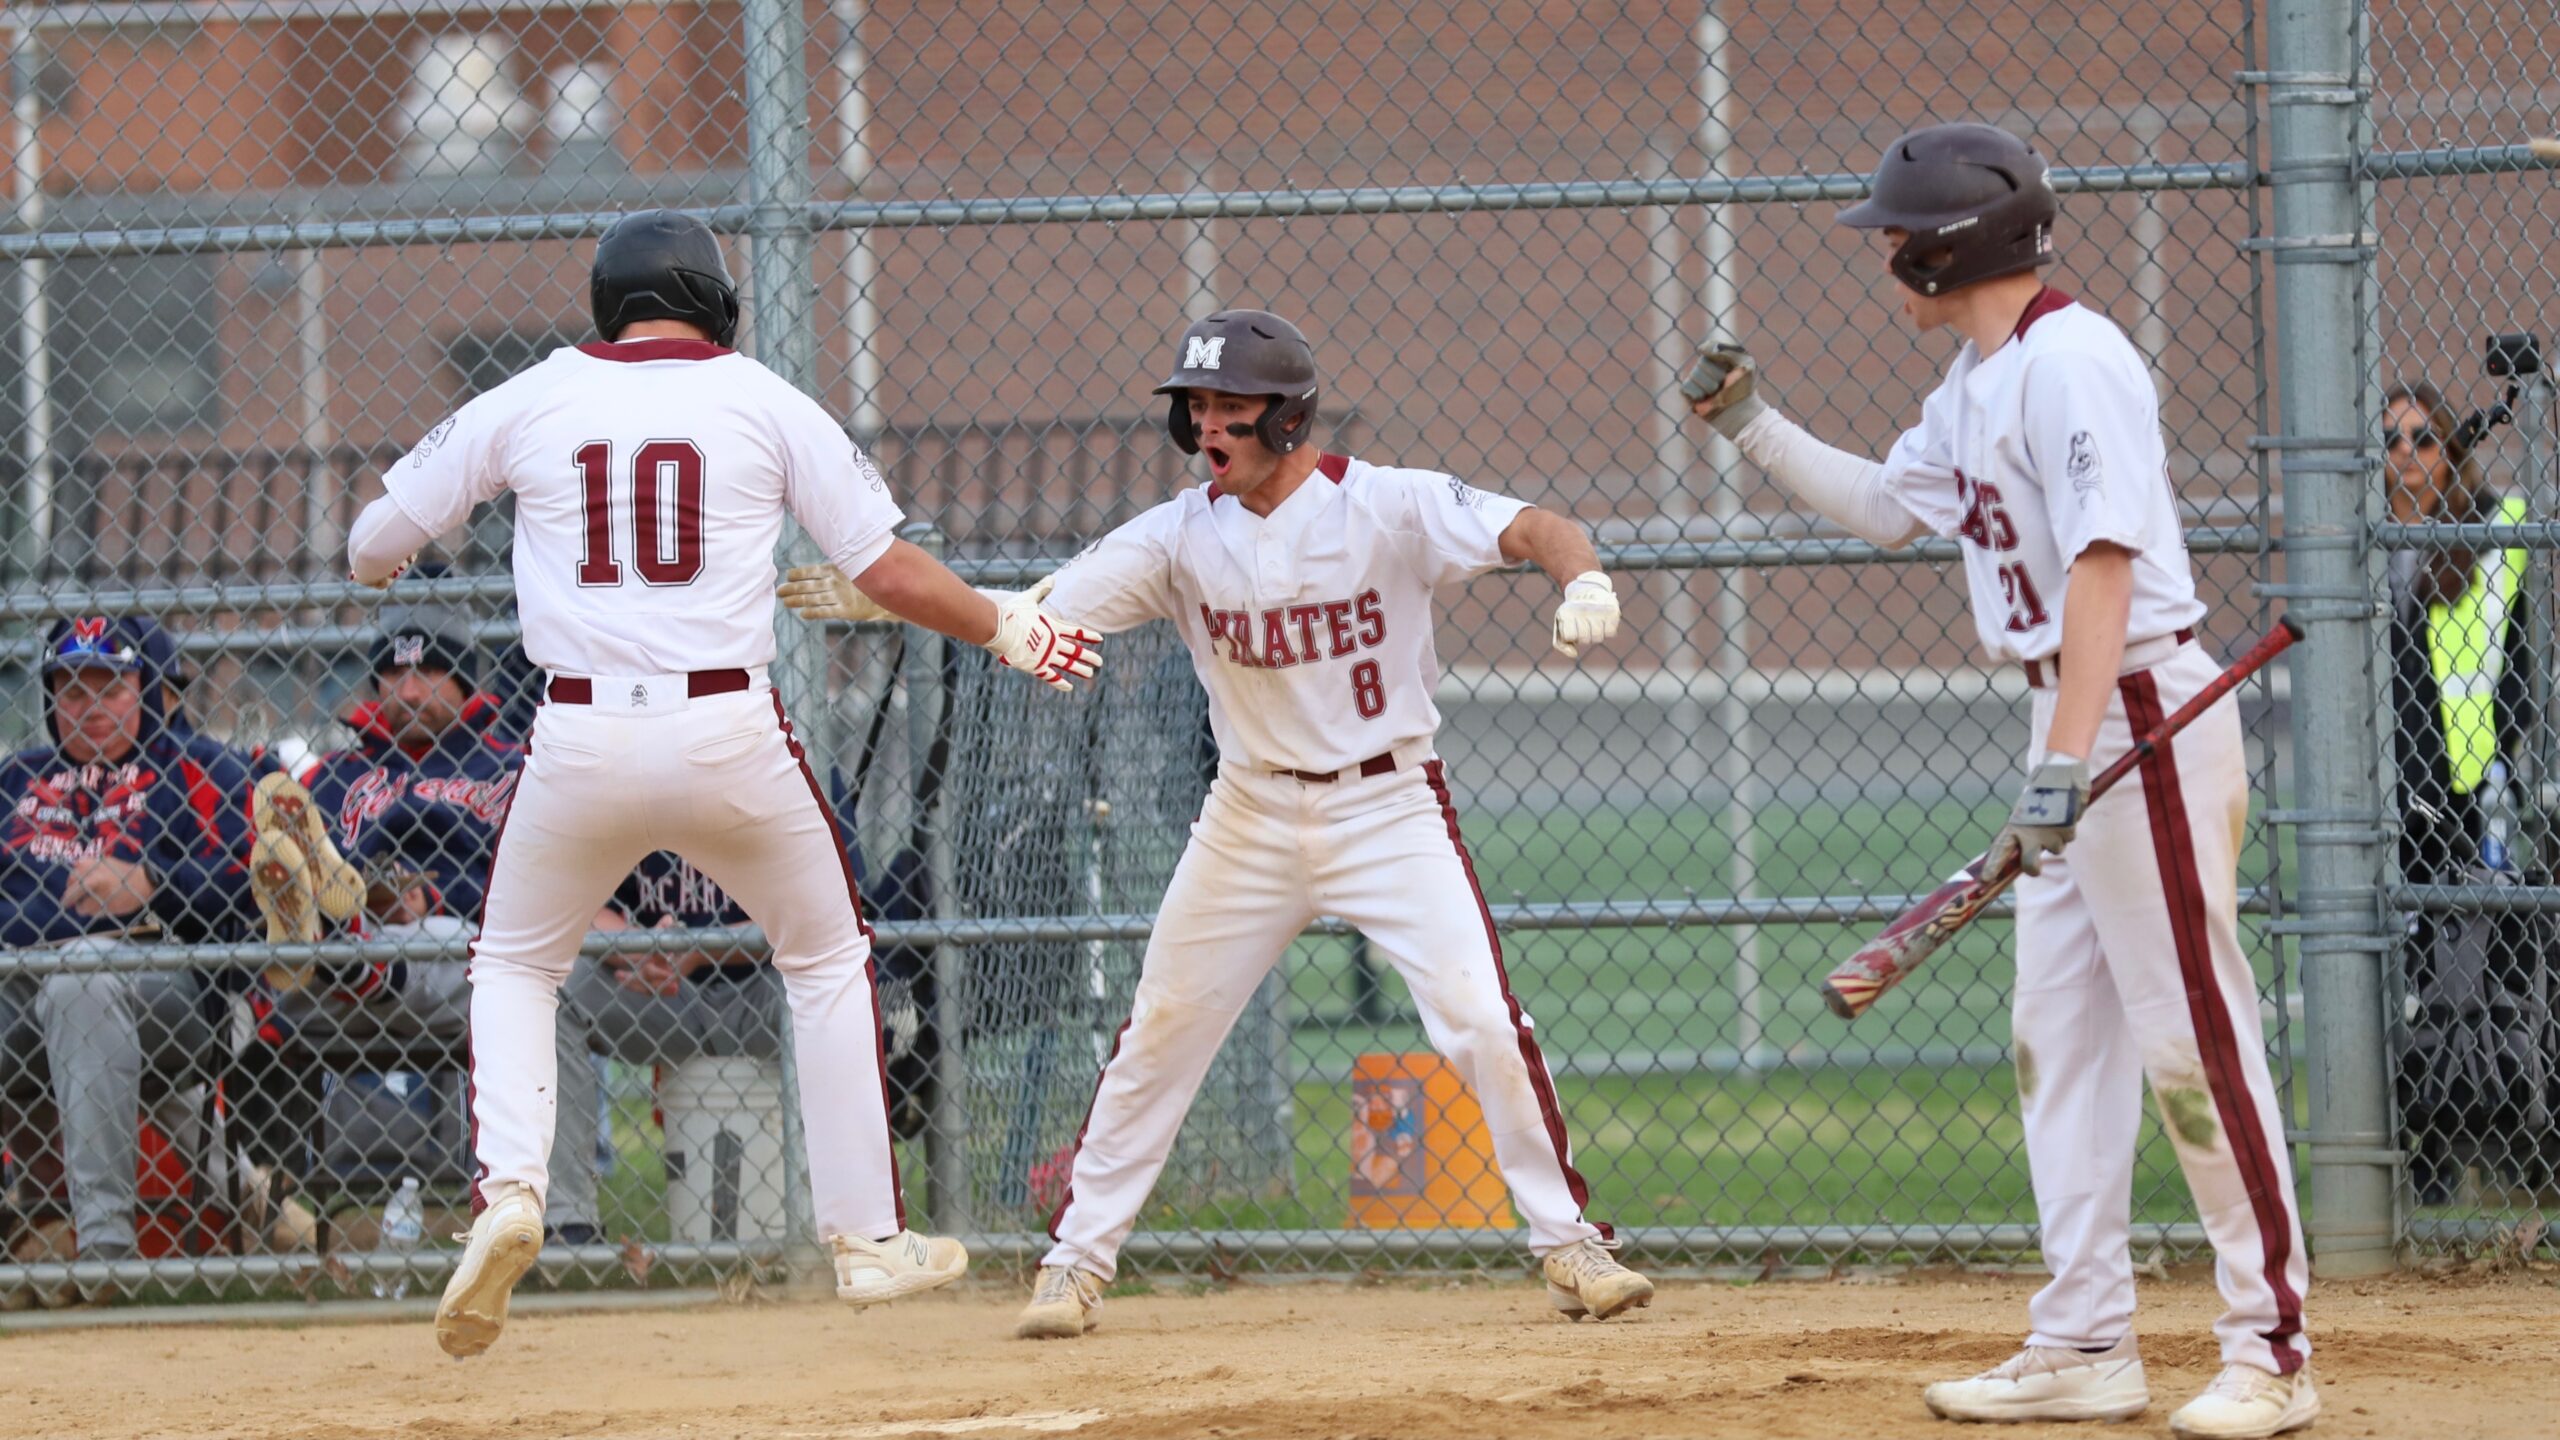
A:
[1337,456,1517,526]
[2018,301,2143,371]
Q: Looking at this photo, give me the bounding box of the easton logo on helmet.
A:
[1184,336,1226,370]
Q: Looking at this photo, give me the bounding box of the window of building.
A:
[48,254,222,436]
[401,34,535,178]
[543,62,618,169]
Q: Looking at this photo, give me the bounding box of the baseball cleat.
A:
[1922,1337,2150,1422]
[1014,1264,1105,1339]
[253,772,366,923]
[250,831,321,995]
[1540,1236,1654,1320]
[829,1230,968,1307]
[435,1182,544,1359]
[2169,1364,2319,1439]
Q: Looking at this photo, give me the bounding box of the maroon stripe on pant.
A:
[1421,760,1607,1239]
[771,691,903,1231]
[459,732,531,1216]
[2119,671,2305,1373]
[1043,1014,1136,1241]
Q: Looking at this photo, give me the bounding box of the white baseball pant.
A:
[464,676,905,1242]
[1044,754,1605,1279]
[2012,641,2309,1374]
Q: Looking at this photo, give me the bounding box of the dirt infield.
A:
[6,1269,2554,1439]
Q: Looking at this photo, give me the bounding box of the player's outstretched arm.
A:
[1677,342,1928,549]
[844,539,1100,692]
[1496,508,1620,658]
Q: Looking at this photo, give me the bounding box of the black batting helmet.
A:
[1153,310,1319,456]
[1837,123,2059,296]
[589,210,741,347]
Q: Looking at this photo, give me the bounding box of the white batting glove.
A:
[988,590,1102,692]
[1551,571,1620,657]
[777,563,895,624]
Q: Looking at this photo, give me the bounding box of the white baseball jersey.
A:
[380,337,903,676]
[1878,290,2205,663]
[1039,452,1529,775]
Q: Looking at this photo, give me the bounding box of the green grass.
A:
[590,1065,2244,1244]
[581,798,2297,1250]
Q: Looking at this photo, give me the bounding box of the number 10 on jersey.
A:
[575,441,706,587]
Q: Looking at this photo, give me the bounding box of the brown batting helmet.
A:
[1153,310,1320,456]
[1837,123,2059,296]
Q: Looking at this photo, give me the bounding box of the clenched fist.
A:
[1680,341,1769,440]
[1551,571,1621,658]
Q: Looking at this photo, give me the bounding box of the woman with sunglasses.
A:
[2382,379,2538,1205]
[2383,381,2531,880]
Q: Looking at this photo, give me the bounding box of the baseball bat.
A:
[1820,615,2305,1020]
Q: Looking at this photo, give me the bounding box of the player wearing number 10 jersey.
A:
[947,308,1649,1336]
[342,210,1097,1359]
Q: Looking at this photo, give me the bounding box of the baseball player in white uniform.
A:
[341,210,1101,1359]
[1684,125,2314,1439]
[784,308,1652,1337]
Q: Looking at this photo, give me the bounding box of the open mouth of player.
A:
[1204,442,1233,477]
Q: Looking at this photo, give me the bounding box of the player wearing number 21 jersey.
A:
[343,210,1097,1359]
[1687,125,2312,1440]
[788,308,1651,1337]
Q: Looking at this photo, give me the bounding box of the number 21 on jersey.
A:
[1956,470,2049,633]
[575,441,706,587]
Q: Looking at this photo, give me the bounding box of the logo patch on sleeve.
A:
[410,416,458,467]
[2066,430,2102,499]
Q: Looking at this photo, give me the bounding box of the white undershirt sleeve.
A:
[346,495,439,585]
[1730,407,1931,549]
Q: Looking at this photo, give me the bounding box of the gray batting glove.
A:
[1679,341,1769,440]
[777,563,894,623]
[1988,758,2090,878]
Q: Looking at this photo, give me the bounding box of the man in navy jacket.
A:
[0,616,263,1278]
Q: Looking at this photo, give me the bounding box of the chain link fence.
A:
[2367,5,2560,1257]
[0,0,2552,1311]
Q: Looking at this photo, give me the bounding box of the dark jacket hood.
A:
[39,615,188,754]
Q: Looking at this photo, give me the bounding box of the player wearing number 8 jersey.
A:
[1686,124,2313,1439]
[342,210,1098,1359]
[787,308,1647,1335]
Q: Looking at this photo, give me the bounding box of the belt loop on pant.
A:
[546,668,752,705]
[2022,625,2195,691]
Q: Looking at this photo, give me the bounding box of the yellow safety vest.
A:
[2427,493,2527,796]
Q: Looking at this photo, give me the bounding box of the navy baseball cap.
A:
[43,617,146,676]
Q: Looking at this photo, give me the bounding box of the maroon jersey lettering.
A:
[1260,609,1298,667]
[1322,599,1357,657]
[1355,589,1386,647]
[1287,603,1325,661]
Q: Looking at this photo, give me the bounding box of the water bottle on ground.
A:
[2483,758,2517,872]
[374,1176,424,1300]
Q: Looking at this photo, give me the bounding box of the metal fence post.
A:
[9,22,56,584]
[908,526,974,1237]
[2263,0,2396,1275]
[743,0,826,1271]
